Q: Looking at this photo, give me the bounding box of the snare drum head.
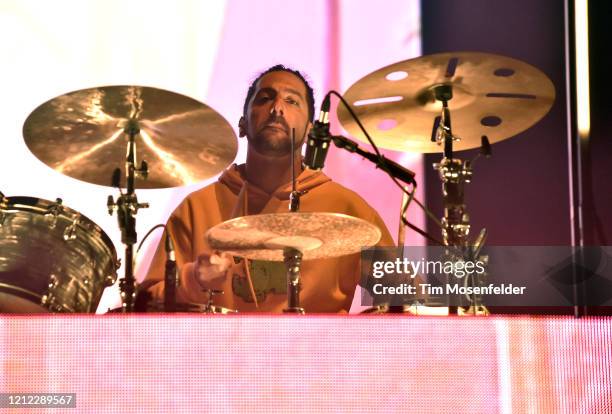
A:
[0,196,118,313]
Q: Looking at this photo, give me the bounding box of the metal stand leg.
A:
[107,118,149,313]
[431,84,490,316]
[283,247,304,314]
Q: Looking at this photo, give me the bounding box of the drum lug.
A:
[103,259,121,286]
[41,274,63,312]
[40,294,61,311]
[40,294,51,307]
[48,273,59,290]
[63,215,80,241]
[44,198,64,228]
[0,193,7,227]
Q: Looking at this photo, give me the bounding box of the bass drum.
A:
[0,196,118,313]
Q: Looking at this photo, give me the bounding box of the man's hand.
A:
[194,251,233,287]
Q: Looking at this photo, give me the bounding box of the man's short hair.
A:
[243,64,315,121]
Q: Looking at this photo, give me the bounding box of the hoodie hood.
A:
[218,163,331,200]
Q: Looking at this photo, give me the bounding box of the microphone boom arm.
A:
[330,134,417,186]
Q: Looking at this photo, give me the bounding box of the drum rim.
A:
[2,195,118,261]
[0,282,77,312]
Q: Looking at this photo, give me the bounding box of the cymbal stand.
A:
[283,128,305,313]
[107,118,149,312]
[283,247,304,314]
[289,128,301,213]
[431,85,489,315]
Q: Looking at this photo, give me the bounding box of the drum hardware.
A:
[0,193,7,226]
[40,274,61,311]
[202,289,231,314]
[108,296,238,314]
[283,247,304,314]
[395,186,421,306]
[335,52,555,314]
[283,129,305,313]
[63,216,80,241]
[107,118,150,313]
[134,223,179,313]
[429,83,491,314]
[201,305,238,314]
[43,198,66,228]
[289,129,302,213]
[164,232,178,312]
[40,297,63,313]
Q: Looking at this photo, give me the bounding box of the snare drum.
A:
[0,196,118,313]
[145,301,238,314]
[108,301,237,314]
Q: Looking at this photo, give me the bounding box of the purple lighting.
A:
[377,119,398,131]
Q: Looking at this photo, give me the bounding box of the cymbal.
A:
[337,52,555,153]
[23,85,237,188]
[207,212,381,261]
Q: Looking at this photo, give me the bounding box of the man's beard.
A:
[250,120,306,156]
[250,131,296,155]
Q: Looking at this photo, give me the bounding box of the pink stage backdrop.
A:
[1,316,611,413]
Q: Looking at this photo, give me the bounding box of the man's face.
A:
[240,71,312,156]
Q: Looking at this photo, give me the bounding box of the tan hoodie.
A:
[142,164,394,313]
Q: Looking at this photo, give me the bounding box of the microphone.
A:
[304,94,332,170]
[164,232,178,312]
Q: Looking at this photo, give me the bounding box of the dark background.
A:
[420,0,611,313]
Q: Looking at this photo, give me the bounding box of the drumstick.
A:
[241,183,259,308]
[243,258,259,308]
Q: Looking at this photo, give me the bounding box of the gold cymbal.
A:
[23,85,237,188]
[206,212,381,261]
[337,52,555,153]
